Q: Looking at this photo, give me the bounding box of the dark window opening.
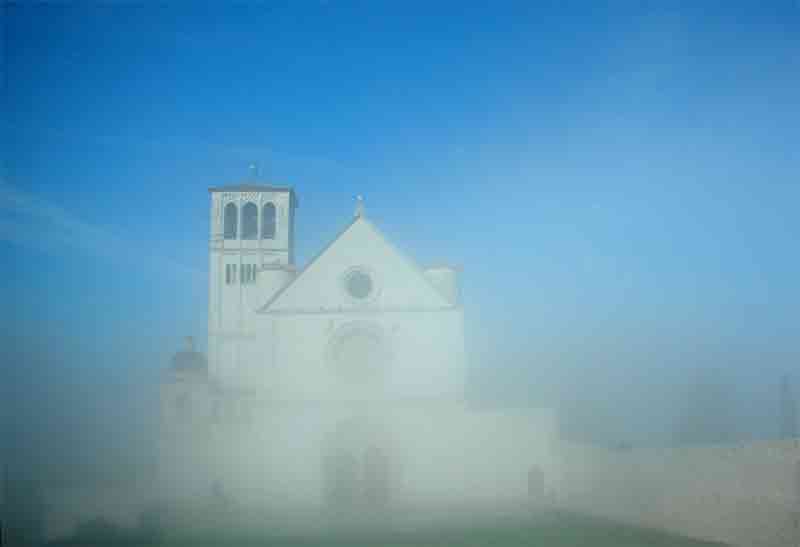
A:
[262,203,276,239]
[242,202,258,240]
[346,270,373,299]
[223,203,238,239]
[238,264,257,284]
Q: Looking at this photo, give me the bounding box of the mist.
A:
[4,3,800,546]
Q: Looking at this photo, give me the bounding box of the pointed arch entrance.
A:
[363,444,390,507]
[322,419,392,510]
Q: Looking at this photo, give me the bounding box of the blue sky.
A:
[4,3,800,445]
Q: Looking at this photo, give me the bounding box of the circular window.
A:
[345,270,373,299]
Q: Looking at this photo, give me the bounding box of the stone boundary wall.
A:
[558,439,800,547]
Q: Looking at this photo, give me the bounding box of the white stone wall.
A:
[258,310,466,403]
[152,188,559,529]
[558,439,800,547]
[183,403,557,512]
[208,188,295,383]
[387,406,558,506]
[265,218,450,314]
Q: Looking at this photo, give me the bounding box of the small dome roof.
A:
[170,337,207,374]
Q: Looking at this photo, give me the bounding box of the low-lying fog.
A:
[4,3,800,544]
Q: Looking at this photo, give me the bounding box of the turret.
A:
[161,336,209,430]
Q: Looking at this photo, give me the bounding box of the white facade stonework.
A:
[159,183,557,513]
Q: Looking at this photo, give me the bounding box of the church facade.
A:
[159,183,557,513]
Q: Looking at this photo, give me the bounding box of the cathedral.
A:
[159,182,557,514]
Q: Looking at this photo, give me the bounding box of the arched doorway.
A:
[323,448,360,509]
[528,465,544,499]
[322,420,392,510]
[363,445,390,508]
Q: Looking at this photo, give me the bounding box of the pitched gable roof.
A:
[258,216,359,311]
[258,216,454,313]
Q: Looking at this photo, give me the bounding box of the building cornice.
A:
[259,306,461,316]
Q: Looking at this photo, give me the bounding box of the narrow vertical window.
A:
[261,203,276,239]
[241,202,258,240]
[225,264,230,284]
[232,264,237,284]
[223,203,238,239]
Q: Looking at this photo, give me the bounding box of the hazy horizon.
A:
[4,3,800,485]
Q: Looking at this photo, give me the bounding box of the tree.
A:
[4,475,46,546]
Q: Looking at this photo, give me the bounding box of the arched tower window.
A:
[241,202,258,240]
[262,202,276,239]
[223,203,238,239]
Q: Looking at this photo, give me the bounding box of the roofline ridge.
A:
[358,217,453,306]
[256,215,360,312]
[258,215,454,312]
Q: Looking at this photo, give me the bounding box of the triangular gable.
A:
[259,216,453,313]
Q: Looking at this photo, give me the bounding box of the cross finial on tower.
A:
[354,195,365,218]
[248,162,259,181]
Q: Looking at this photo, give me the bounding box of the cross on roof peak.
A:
[354,195,365,218]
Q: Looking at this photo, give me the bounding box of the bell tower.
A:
[207,182,298,382]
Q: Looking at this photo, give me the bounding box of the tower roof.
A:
[208,183,293,193]
[208,184,298,206]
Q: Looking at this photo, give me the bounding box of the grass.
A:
[48,510,726,547]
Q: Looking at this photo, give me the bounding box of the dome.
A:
[170,337,207,375]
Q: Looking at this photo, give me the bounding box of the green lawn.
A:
[49,510,726,547]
